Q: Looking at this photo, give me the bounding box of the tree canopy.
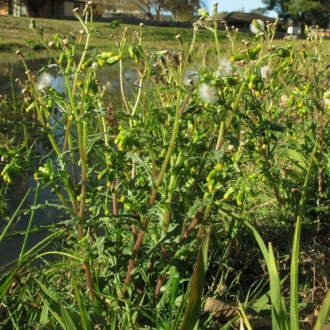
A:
[131,0,203,21]
[262,0,330,29]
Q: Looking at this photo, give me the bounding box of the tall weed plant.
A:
[1,2,330,329]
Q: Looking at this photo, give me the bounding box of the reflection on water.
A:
[0,56,138,101]
[0,56,137,270]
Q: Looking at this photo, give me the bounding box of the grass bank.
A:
[0,14,247,54]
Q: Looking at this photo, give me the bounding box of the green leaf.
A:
[34,277,78,329]
[313,288,330,330]
[72,270,93,330]
[40,304,49,325]
[109,19,121,29]
[126,151,155,187]
[269,243,289,330]
[180,231,210,330]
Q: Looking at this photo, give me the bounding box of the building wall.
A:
[0,0,26,16]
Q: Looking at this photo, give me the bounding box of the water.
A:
[0,54,137,270]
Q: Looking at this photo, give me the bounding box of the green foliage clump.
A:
[1,3,330,329]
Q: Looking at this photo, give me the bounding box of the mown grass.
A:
[0,15,252,62]
[0,14,250,54]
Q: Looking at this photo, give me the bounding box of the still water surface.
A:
[0,55,136,269]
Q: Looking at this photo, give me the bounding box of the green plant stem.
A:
[119,54,131,114]
[213,21,221,60]
[215,79,247,150]
[19,184,40,262]
[131,72,144,117]
[150,89,182,204]
[196,204,212,239]
[0,188,31,243]
[290,140,317,329]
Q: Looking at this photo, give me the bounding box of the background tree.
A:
[130,0,162,20]
[162,0,201,21]
[263,0,330,33]
[249,7,269,15]
[131,0,204,21]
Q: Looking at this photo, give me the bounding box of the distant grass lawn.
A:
[0,14,250,57]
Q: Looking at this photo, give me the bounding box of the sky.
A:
[205,0,278,18]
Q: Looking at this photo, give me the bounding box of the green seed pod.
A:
[58,52,67,64]
[81,58,93,70]
[98,51,114,59]
[236,189,245,206]
[224,186,235,200]
[224,76,239,87]
[277,48,290,58]
[249,74,258,84]
[206,169,217,182]
[252,43,262,55]
[97,58,106,67]
[208,179,216,192]
[98,168,108,180]
[46,98,53,112]
[230,54,245,62]
[128,45,135,58]
[256,81,264,92]
[84,78,98,96]
[245,186,256,198]
[106,55,121,65]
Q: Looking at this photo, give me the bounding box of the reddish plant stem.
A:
[183,206,205,240]
[119,230,145,298]
[318,113,323,194]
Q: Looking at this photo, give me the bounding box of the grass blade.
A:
[180,230,210,330]
[72,269,93,330]
[34,277,78,329]
[290,141,317,329]
[268,242,289,330]
[313,288,330,330]
[0,187,31,242]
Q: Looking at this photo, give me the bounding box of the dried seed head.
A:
[175,34,183,45]
[29,19,36,29]
[72,7,80,15]
[213,2,218,14]
[16,49,24,58]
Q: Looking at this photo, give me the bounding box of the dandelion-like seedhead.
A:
[37,72,53,91]
[260,65,271,79]
[183,69,198,85]
[198,83,218,104]
[216,58,233,78]
[250,19,265,34]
